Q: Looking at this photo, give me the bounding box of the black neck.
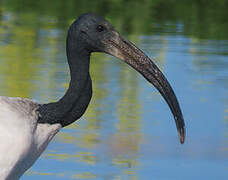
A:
[38,31,92,127]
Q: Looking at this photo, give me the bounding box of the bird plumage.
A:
[0,97,61,180]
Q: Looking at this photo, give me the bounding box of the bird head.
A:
[68,13,185,144]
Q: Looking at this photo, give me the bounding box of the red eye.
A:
[96,25,105,32]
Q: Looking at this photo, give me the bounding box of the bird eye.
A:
[96,25,105,32]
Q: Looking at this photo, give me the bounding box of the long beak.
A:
[104,31,185,144]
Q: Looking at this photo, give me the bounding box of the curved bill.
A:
[103,31,186,144]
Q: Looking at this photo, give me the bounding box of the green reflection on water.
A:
[26,171,65,178]
[1,1,228,179]
[0,23,42,97]
[43,151,98,165]
[71,172,96,179]
[1,0,228,38]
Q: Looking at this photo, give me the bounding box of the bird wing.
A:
[0,96,61,180]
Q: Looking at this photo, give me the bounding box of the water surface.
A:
[0,1,228,179]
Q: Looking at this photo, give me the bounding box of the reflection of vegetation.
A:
[224,109,228,125]
[0,24,43,97]
[71,172,96,179]
[2,0,228,39]
[43,151,98,165]
[108,35,142,178]
[0,2,2,24]
[26,169,97,179]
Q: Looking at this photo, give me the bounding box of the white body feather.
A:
[0,96,62,180]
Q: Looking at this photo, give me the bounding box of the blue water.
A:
[27,35,228,179]
[0,10,228,180]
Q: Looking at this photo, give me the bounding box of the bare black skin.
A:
[38,13,185,144]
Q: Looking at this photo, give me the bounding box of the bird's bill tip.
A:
[178,127,185,144]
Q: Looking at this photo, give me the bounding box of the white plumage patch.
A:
[0,97,62,180]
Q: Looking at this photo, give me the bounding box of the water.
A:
[0,1,228,179]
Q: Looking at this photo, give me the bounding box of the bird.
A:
[0,13,185,180]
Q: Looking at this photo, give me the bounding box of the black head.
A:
[67,13,116,53]
[67,13,186,144]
